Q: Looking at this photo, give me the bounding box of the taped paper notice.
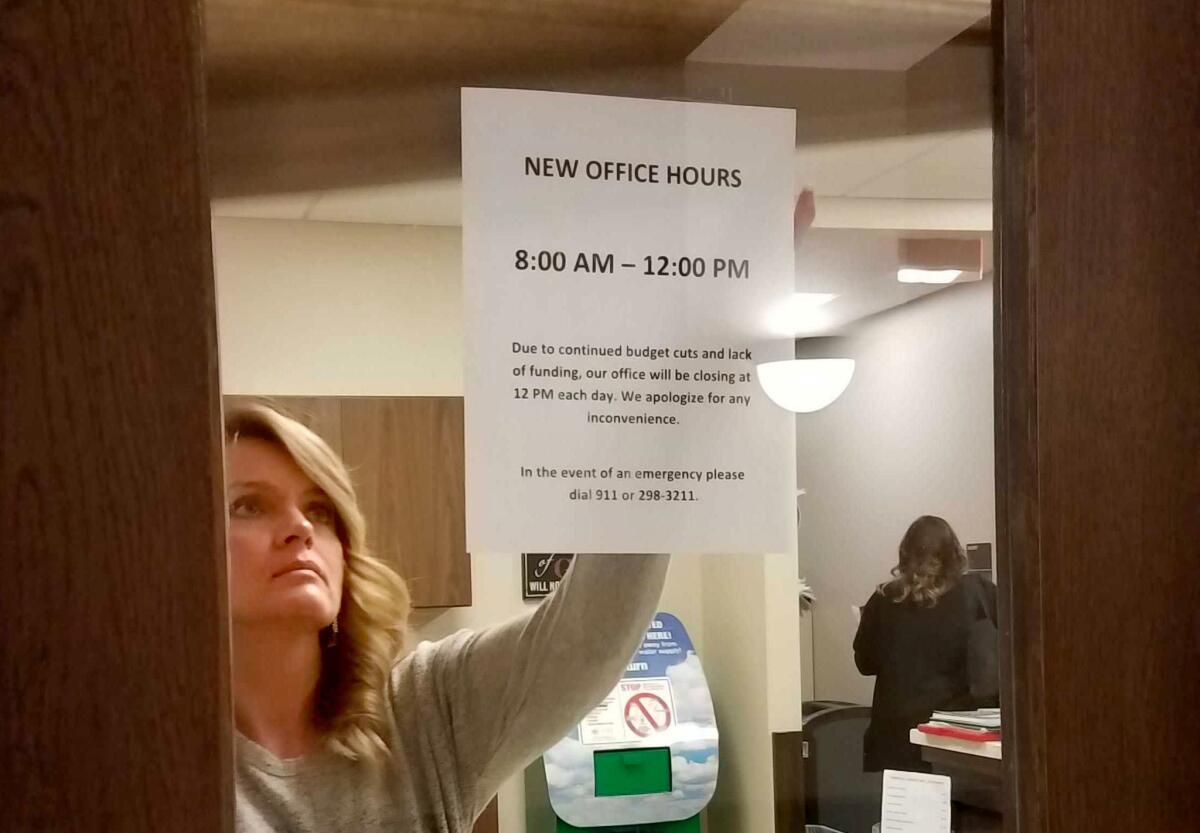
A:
[881,769,951,833]
[462,88,797,554]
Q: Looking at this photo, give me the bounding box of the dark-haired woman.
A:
[853,515,998,772]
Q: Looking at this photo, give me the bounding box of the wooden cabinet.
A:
[472,797,498,833]
[340,397,471,608]
[223,395,472,608]
[227,396,344,453]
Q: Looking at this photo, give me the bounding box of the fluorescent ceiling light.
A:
[765,292,838,336]
[756,359,855,413]
[897,268,963,284]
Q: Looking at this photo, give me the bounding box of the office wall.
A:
[698,553,803,833]
[212,216,803,831]
[700,556,771,833]
[796,279,995,704]
[213,217,464,396]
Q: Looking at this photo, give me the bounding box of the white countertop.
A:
[910,728,1002,760]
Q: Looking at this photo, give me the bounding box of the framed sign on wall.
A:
[522,553,575,599]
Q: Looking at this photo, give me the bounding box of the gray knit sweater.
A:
[235,554,669,832]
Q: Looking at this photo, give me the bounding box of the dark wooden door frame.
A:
[994,1,1199,832]
[994,2,1041,828]
[1,1,232,831]
[6,1,1196,831]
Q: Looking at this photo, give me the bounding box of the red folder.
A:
[918,723,1001,743]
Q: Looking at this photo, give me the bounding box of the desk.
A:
[909,730,1003,833]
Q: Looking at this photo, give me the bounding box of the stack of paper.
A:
[921,708,1001,741]
[930,708,1000,729]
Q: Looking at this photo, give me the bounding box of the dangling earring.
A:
[325,618,339,649]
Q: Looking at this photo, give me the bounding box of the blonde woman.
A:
[853,515,998,773]
[225,403,668,832]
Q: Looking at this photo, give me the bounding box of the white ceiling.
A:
[211,0,992,228]
[211,126,992,229]
[793,228,989,335]
[209,0,994,334]
[845,128,993,199]
[799,128,992,199]
[688,0,989,71]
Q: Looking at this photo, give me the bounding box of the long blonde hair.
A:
[224,402,410,763]
[880,515,967,607]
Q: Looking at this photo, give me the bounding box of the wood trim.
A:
[993,2,1047,831]
[771,731,806,833]
[0,0,231,831]
[472,796,499,833]
[996,1,1200,831]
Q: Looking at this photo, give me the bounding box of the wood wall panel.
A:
[341,397,472,608]
[223,395,471,608]
[226,395,345,454]
[996,1,1200,830]
[0,0,231,830]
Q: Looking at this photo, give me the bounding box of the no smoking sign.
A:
[624,691,673,737]
[579,676,678,746]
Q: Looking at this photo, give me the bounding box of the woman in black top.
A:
[853,515,998,772]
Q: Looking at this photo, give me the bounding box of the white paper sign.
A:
[462,88,797,554]
[881,769,952,833]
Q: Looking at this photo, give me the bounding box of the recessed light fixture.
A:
[897,238,981,285]
[765,292,839,336]
[897,268,963,284]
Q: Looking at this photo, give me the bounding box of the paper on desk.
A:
[881,769,951,833]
